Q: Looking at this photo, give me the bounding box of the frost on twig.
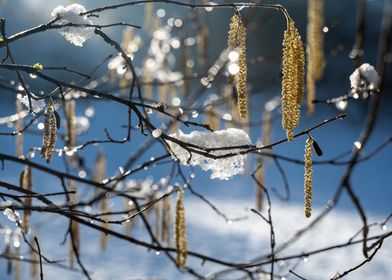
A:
[167,128,251,180]
[51,4,93,47]
[17,94,46,114]
[349,63,380,92]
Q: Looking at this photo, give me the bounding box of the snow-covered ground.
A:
[2,198,390,280]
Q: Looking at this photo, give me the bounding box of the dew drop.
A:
[152,129,162,138]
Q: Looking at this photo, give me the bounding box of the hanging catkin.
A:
[20,166,32,234]
[227,14,248,118]
[174,188,187,268]
[306,0,325,115]
[124,199,136,234]
[206,105,220,131]
[153,199,161,242]
[14,246,20,280]
[69,180,79,266]
[16,98,23,158]
[144,2,154,33]
[304,137,313,218]
[99,198,111,251]
[262,111,272,147]
[69,219,80,267]
[40,101,57,163]
[161,195,171,245]
[65,100,76,149]
[255,158,265,211]
[281,19,305,141]
[31,234,39,278]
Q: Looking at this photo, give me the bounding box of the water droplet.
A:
[172,97,181,106]
[192,111,199,118]
[190,173,195,179]
[155,250,161,255]
[228,63,240,75]
[85,107,95,117]
[226,219,232,225]
[382,224,387,231]
[336,100,348,111]
[78,170,87,178]
[222,113,232,121]
[29,73,37,79]
[228,51,239,62]
[152,129,162,138]
[303,257,308,263]
[37,122,44,130]
[156,9,166,18]
[354,141,362,150]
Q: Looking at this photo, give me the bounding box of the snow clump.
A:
[51,4,93,47]
[167,128,251,180]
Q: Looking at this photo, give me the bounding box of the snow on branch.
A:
[51,4,93,47]
[167,128,251,180]
[350,63,380,91]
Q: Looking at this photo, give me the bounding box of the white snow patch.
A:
[167,128,251,180]
[349,63,380,90]
[51,4,93,47]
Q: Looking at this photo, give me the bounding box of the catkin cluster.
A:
[304,137,313,218]
[306,0,325,115]
[227,14,248,118]
[174,188,187,268]
[281,19,305,141]
[40,102,57,163]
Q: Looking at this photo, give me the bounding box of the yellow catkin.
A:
[206,105,220,131]
[94,152,106,184]
[304,137,313,218]
[16,99,23,158]
[227,14,248,118]
[69,219,80,267]
[237,23,248,118]
[99,198,110,251]
[174,188,187,268]
[198,25,209,67]
[14,246,20,280]
[124,199,136,234]
[65,100,76,149]
[68,179,79,266]
[306,0,325,115]
[142,62,153,100]
[255,158,265,211]
[40,102,57,163]
[281,19,305,141]
[21,166,32,234]
[161,195,171,245]
[262,111,272,147]
[31,235,39,277]
[144,2,154,33]
[153,199,161,242]
[158,83,170,106]
[65,100,78,166]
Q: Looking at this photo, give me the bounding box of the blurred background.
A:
[0,0,391,279]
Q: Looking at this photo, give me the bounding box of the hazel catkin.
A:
[304,137,313,218]
[281,19,305,141]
